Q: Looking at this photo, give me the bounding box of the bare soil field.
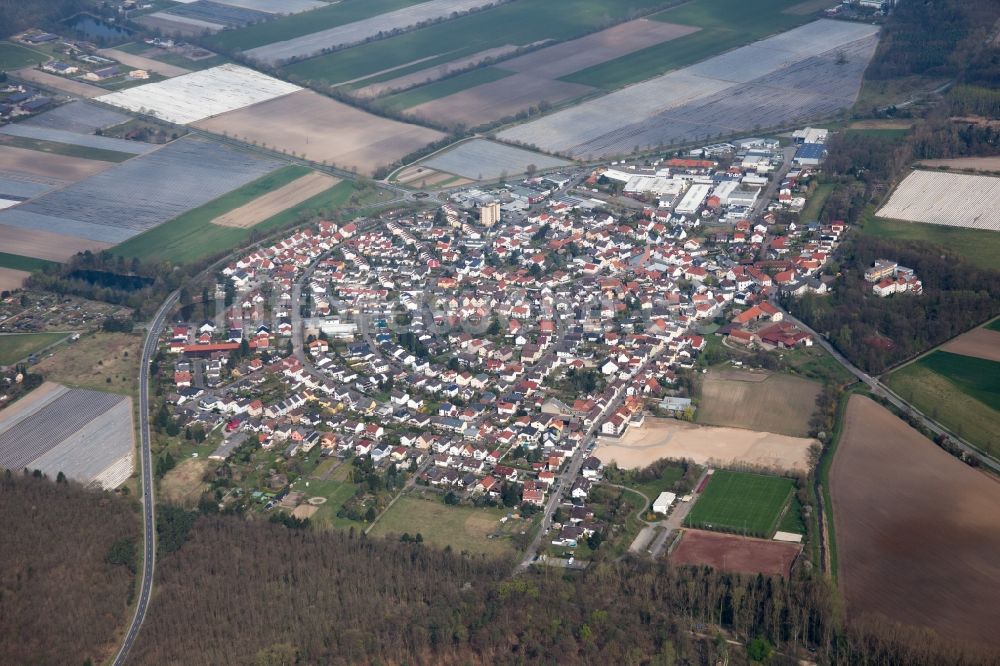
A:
[292,504,319,520]
[0,146,114,181]
[595,417,815,473]
[0,381,63,420]
[354,45,520,98]
[194,89,445,175]
[408,73,595,127]
[160,458,209,507]
[941,327,1000,362]
[0,268,29,292]
[500,20,699,79]
[916,156,1000,173]
[697,370,820,437]
[13,68,106,98]
[831,395,1000,648]
[98,48,191,77]
[670,529,800,577]
[211,171,339,228]
[847,119,914,130]
[0,224,113,262]
[394,164,450,185]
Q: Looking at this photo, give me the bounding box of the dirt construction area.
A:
[212,171,339,228]
[595,417,815,473]
[194,89,445,175]
[670,529,800,577]
[697,369,820,437]
[941,326,1000,362]
[830,395,1000,648]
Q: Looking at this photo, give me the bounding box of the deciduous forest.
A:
[0,473,139,665]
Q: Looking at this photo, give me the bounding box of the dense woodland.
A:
[0,0,96,40]
[785,235,1000,374]
[0,473,139,666]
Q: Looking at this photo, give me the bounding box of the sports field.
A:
[862,214,1000,272]
[887,352,1000,458]
[368,494,516,558]
[0,332,70,366]
[111,165,355,264]
[684,470,795,538]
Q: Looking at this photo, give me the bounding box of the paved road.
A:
[776,303,1000,474]
[112,291,178,666]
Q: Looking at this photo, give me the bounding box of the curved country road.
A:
[112,291,178,666]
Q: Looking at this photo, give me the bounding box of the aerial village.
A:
[156,128,844,562]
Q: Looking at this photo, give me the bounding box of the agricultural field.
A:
[830,395,1000,648]
[392,165,472,189]
[0,253,58,273]
[0,124,153,156]
[368,493,518,558]
[11,67,107,98]
[245,0,493,65]
[498,20,878,158]
[0,269,29,293]
[683,470,795,537]
[0,42,48,69]
[352,45,520,98]
[0,332,70,365]
[915,156,1000,173]
[385,18,699,125]
[596,416,815,473]
[96,47,192,78]
[696,369,820,437]
[862,214,1000,272]
[193,89,444,175]
[910,352,1000,410]
[0,134,134,164]
[0,145,115,182]
[111,171,358,264]
[887,361,1000,458]
[33,331,141,398]
[284,0,679,87]
[670,529,800,577]
[0,382,134,489]
[211,171,340,228]
[876,170,1000,232]
[0,225,113,263]
[20,101,131,135]
[0,136,285,245]
[564,0,811,89]
[98,64,301,124]
[417,139,569,181]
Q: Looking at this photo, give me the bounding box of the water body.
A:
[65,15,132,42]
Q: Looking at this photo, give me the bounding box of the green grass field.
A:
[376,67,512,111]
[296,478,359,530]
[799,182,834,222]
[887,357,1000,459]
[286,0,675,86]
[625,464,687,505]
[777,494,805,534]
[0,135,133,163]
[152,52,228,71]
[368,494,516,558]
[111,166,357,264]
[0,252,59,273]
[0,42,48,69]
[863,215,1000,272]
[0,332,71,365]
[917,351,1000,411]
[986,319,1000,333]
[206,0,425,52]
[562,0,808,89]
[684,470,795,538]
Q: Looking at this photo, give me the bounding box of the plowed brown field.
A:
[941,327,1000,362]
[670,529,799,577]
[831,395,1000,648]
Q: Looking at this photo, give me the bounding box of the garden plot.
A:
[420,139,568,180]
[193,89,445,175]
[98,63,301,124]
[22,101,130,134]
[0,136,284,244]
[499,19,878,157]
[245,0,494,65]
[0,385,134,489]
[876,170,1000,232]
[0,124,153,155]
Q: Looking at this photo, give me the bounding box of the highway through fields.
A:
[776,304,1000,474]
[112,290,178,666]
